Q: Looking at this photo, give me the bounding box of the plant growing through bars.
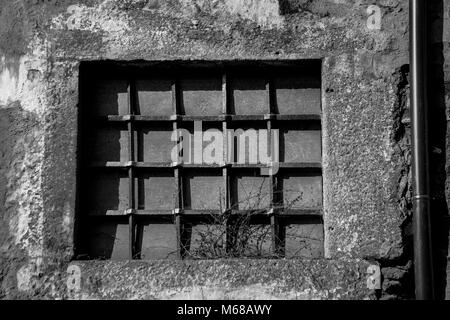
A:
[174,179,320,260]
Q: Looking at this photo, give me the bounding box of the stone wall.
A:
[0,0,415,300]
[431,0,450,301]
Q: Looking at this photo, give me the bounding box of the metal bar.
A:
[223,122,230,207]
[410,0,434,300]
[88,162,323,171]
[134,210,175,216]
[230,163,322,169]
[175,215,182,260]
[173,122,182,205]
[230,115,267,121]
[267,118,279,256]
[267,119,275,208]
[222,72,228,115]
[267,91,277,256]
[266,78,272,114]
[271,215,280,257]
[174,158,184,260]
[228,114,322,121]
[172,79,179,115]
[222,72,231,253]
[127,79,136,260]
[128,211,135,259]
[172,79,183,259]
[183,210,223,216]
[268,77,276,114]
[134,115,178,122]
[266,80,282,257]
[180,115,227,122]
[95,114,332,122]
[173,121,183,260]
[273,209,323,216]
[274,114,321,121]
[87,209,182,217]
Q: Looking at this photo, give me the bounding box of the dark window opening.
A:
[75,61,324,260]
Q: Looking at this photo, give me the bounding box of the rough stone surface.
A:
[433,0,450,301]
[0,0,419,299]
[65,259,373,300]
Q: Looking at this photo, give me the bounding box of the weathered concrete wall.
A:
[68,259,373,300]
[0,0,414,299]
[426,0,450,301]
[440,0,450,299]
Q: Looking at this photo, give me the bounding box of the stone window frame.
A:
[75,61,324,261]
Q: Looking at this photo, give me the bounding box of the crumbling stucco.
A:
[0,0,417,300]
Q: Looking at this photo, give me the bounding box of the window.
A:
[75,61,323,260]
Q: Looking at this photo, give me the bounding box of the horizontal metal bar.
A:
[87,162,323,170]
[230,163,322,169]
[180,163,225,169]
[273,208,323,216]
[85,209,322,219]
[87,161,139,168]
[230,115,268,121]
[94,115,177,122]
[136,162,175,168]
[227,209,321,216]
[230,209,271,215]
[86,209,224,217]
[283,162,322,168]
[230,114,321,121]
[274,114,322,121]
[135,209,175,215]
[179,115,227,121]
[87,209,136,216]
[94,114,322,123]
[183,209,223,215]
[87,162,176,168]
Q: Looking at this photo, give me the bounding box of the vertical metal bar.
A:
[175,215,182,260]
[267,79,280,256]
[172,79,180,115]
[267,120,274,206]
[222,72,229,209]
[224,167,231,253]
[174,166,182,260]
[267,116,279,256]
[222,122,229,211]
[173,122,182,209]
[270,215,279,257]
[410,0,434,300]
[267,77,276,114]
[222,72,228,115]
[223,122,230,211]
[172,80,183,259]
[128,171,135,260]
[222,71,231,252]
[127,79,136,260]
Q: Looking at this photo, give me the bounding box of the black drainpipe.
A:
[409,0,434,300]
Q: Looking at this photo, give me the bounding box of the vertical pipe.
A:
[410,0,434,300]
